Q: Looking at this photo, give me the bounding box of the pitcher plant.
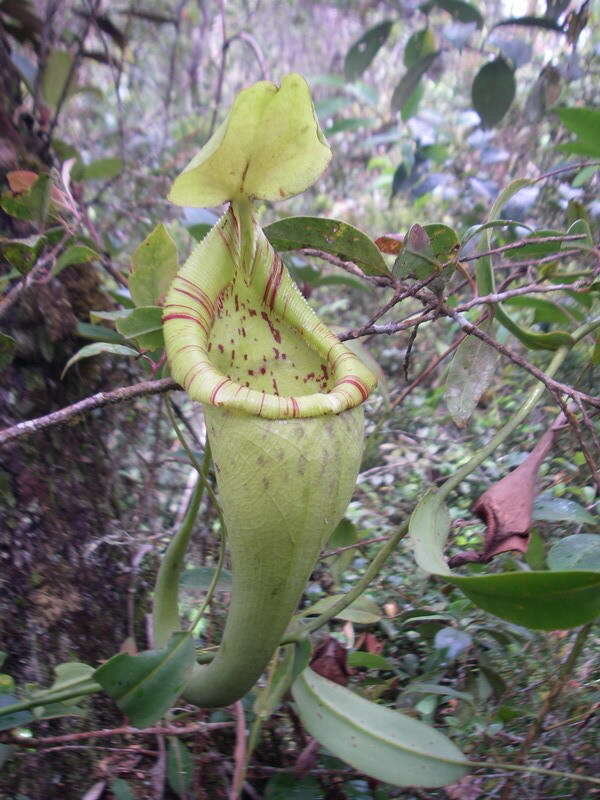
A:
[157,74,377,707]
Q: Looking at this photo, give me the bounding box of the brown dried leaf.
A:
[449,415,564,566]
[375,233,404,254]
[310,636,350,686]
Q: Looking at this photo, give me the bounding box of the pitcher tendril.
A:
[158,74,377,707]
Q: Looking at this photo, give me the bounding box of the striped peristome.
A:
[163,205,376,419]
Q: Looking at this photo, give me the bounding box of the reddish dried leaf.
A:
[310,636,350,686]
[375,233,404,254]
[450,415,564,566]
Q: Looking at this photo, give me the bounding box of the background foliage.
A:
[0,0,598,798]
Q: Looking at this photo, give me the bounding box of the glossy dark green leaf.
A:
[94,632,195,728]
[548,535,600,571]
[0,695,33,731]
[505,295,578,325]
[61,342,139,377]
[81,157,124,181]
[180,566,233,591]
[423,0,484,27]
[493,16,564,31]
[292,668,468,787]
[265,772,322,800]
[52,244,100,276]
[446,572,600,630]
[391,52,439,112]
[532,494,596,525]
[167,737,193,797]
[0,333,16,372]
[445,319,498,427]
[264,216,389,276]
[344,21,394,82]
[472,57,515,128]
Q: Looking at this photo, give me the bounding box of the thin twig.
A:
[229,700,247,800]
[0,377,178,446]
[2,721,235,747]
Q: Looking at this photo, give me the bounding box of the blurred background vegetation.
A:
[0,0,598,798]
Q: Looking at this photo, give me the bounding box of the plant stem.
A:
[282,520,409,642]
[0,681,102,718]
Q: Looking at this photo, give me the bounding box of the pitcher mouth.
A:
[163,208,376,420]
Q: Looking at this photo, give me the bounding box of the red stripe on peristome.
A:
[163,313,208,336]
[341,376,369,402]
[210,378,231,405]
[262,254,283,310]
[290,396,299,418]
[173,280,214,316]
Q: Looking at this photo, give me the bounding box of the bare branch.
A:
[0,377,178,447]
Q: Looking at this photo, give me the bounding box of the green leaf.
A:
[532,494,596,525]
[265,772,322,800]
[186,222,213,242]
[391,52,439,112]
[110,779,135,800]
[301,593,381,624]
[75,321,129,346]
[130,224,179,307]
[404,28,437,68]
[504,296,576,326]
[167,737,193,798]
[61,342,139,378]
[0,234,45,273]
[0,332,16,372]
[1,173,51,226]
[472,57,515,128]
[116,306,164,350]
[433,627,472,659]
[525,529,546,570]
[0,695,33,731]
[169,74,331,206]
[403,681,473,703]
[180,566,233,591]
[409,491,452,576]
[81,157,124,181]
[401,82,425,121]
[445,319,499,427]
[328,518,358,548]
[344,21,394,82]
[264,216,389,276]
[94,632,196,728]
[548,535,600,571]
[556,107,600,145]
[446,572,600,630]
[41,50,74,109]
[504,230,571,261]
[492,16,564,32]
[347,652,395,670]
[52,244,100,276]
[292,668,468,787]
[424,0,484,27]
[324,117,374,136]
[409,491,600,629]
